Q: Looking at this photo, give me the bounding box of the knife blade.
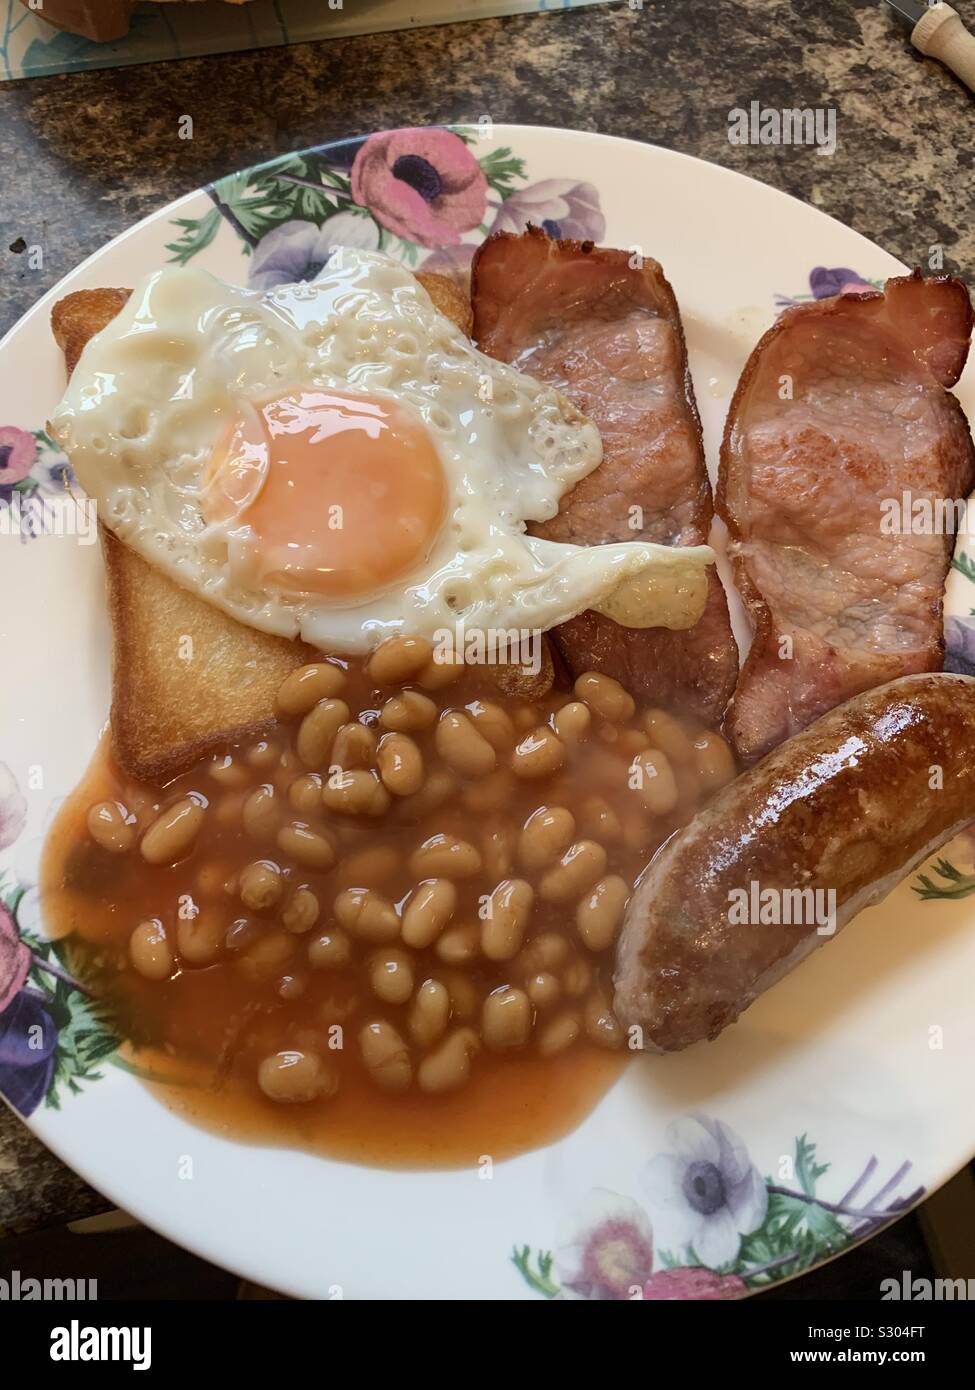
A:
[883,1,975,92]
[885,0,928,23]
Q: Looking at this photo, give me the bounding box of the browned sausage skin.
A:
[614,673,975,1052]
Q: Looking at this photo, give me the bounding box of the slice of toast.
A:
[54,287,314,784]
[53,271,549,784]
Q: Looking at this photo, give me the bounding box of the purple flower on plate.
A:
[945,614,975,675]
[489,179,605,243]
[554,1190,655,1300]
[248,214,381,291]
[0,985,57,1117]
[351,128,487,249]
[809,266,873,300]
[643,1115,768,1268]
[0,426,37,486]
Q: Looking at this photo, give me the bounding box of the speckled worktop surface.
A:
[1,0,973,1235]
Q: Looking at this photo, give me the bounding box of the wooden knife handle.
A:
[913,2,975,93]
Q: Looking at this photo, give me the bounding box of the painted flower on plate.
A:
[489,178,606,243]
[351,128,488,249]
[643,1115,768,1267]
[642,1267,748,1300]
[0,763,27,853]
[0,425,37,489]
[809,266,873,300]
[944,614,975,676]
[554,1189,655,1300]
[247,213,381,291]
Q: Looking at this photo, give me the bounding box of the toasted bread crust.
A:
[101,526,315,783]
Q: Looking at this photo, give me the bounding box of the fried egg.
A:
[51,249,712,652]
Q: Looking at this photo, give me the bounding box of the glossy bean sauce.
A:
[41,644,735,1168]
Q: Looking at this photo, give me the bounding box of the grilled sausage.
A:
[614,673,975,1051]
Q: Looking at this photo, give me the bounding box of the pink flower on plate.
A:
[351,128,488,249]
[0,763,27,853]
[489,179,605,243]
[0,426,37,486]
[555,1190,655,1300]
[0,901,30,1014]
[642,1267,748,1301]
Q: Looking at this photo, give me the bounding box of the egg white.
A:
[51,249,712,652]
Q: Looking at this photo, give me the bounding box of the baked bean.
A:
[578,795,623,843]
[519,805,575,870]
[242,784,279,839]
[512,726,565,779]
[539,840,608,902]
[435,710,496,777]
[402,878,457,948]
[296,698,349,768]
[238,930,294,982]
[336,845,401,886]
[367,635,433,685]
[376,732,424,796]
[258,1049,336,1103]
[408,979,450,1047]
[482,819,516,879]
[441,969,479,1022]
[87,800,135,854]
[239,860,284,912]
[277,974,307,1001]
[321,768,391,817]
[617,729,651,757]
[574,671,635,722]
[276,822,336,871]
[288,773,323,816]
[409,833,482,879]
[129,919,173,980]
[576,875,630,952]
[276,662,346,718]
[562,956,593,999]
[583,990,625,1050]
[643,708,696,765]
[281,885,320,935]
[359,1020,413,1091]
[176,914,223,966]
[368,948,415,1005]
[395,768,458,820]
[553,700,591,743]
[481,879,534,961]
[380,689,438,732]
[516,931,570,974]
[416,651,465,691]
[195,861,234,899]
[207,754,250,788]
[467,699,515,750]
[692,731,737,793]
[462,769,516,813]
[226,917,260,952]
[417,1028,479,1094]
[526,971,561,1010]
[482,986,531,1049]
[331,721,377,769]
[246,740,279,770]
[630,748,679,815]
[512,703,541,732]
[435,922,480,965]
[215,793,246,828]
[140,796,205,866]
[318,990,360,1025]
[537,1011,581,1057]
[334,887,400,942]
[307,927,352,969]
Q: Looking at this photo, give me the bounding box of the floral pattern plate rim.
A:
[2,125,974,1301]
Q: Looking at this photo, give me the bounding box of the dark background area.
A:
[1,0,974,1298]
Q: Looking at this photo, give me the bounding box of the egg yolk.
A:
[204,390,447,599]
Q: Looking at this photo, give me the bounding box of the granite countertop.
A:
[1,0,973,1236]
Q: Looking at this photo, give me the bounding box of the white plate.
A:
[2,125,973,1302]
